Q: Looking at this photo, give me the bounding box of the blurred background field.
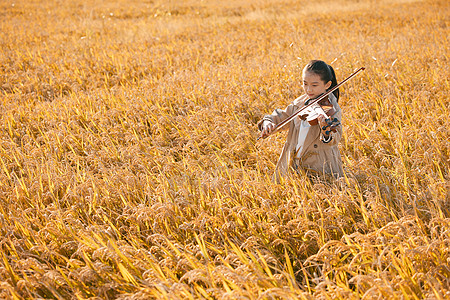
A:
[0,0,449,298]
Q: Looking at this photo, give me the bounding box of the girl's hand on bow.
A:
[261,121,275,139]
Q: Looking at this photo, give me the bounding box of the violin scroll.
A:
[321,117,340,135]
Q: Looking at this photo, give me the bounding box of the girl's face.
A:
[302,71,331,99]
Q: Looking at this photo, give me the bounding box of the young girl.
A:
[258,60,344,182]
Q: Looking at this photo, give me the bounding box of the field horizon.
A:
[0,0,449,299]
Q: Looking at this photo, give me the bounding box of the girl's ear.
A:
[325,80,332,90]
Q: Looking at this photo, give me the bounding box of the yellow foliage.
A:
[0,0,449,298]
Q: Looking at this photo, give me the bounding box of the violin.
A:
[299,97,336,125]
[298,97,340,135]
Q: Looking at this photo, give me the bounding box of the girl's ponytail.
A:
[304,60,339,102]
[327,64,339,102]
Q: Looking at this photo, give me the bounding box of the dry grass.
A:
[0,0,449,298]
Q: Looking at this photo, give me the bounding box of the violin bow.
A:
[258,67,365,140]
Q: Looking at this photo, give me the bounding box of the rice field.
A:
[0,0,449,298]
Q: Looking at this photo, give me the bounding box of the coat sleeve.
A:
[257,103,297,132]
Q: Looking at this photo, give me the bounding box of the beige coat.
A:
[258,93,344,182]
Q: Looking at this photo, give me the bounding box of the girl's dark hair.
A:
[304,60,339,102]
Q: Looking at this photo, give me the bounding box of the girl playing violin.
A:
[258,60,344,182]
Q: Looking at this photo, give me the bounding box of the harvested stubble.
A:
[0,0,449,299]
